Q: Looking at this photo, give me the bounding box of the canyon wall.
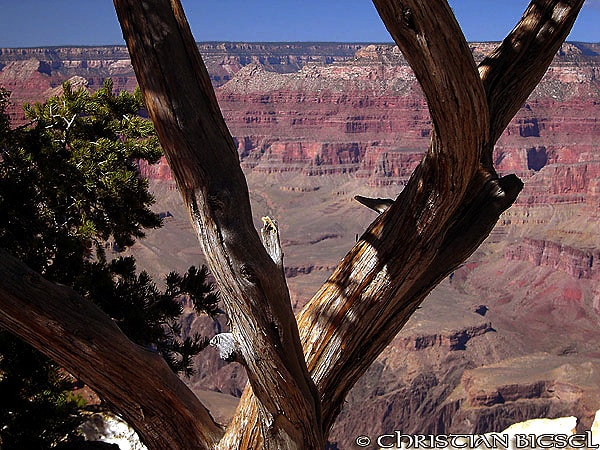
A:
[2,42,598,189]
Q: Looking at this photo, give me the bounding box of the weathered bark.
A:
[113,1,322,448]
[0,249,223,450]
[0,0,585,448]
[479,0,586,148]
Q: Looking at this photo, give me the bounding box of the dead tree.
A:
[0,0,584,448]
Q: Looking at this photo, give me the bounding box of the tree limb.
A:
[479,0,585,149]
[260,216,284,272]
[372,0,489,183]
[0,249,223,450]
[290,1,495,430]
[297,0,575,434]
[113,0,322,447]
[354,195,394,214]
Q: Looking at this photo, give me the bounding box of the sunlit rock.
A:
[81,413,147,450]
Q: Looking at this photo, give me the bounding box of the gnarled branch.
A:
[0,249,223,450]
[480,0,586,148]
[113,0,322,448]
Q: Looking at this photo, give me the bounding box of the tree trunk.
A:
[0,0,584,448]
[113,1,323,448]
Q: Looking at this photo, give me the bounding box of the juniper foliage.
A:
[0,81,219,448]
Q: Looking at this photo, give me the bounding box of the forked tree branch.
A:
[0,250,223,450]
[112,0,580,444]
[0,0,583,448]
[113,0,322,447]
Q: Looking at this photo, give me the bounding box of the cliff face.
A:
[505,238,599,280]
[0,42,360,120]
[135,44,600,194]
[2,42,598,188]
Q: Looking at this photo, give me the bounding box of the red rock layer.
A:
[2,43,599,193]
[505,238,599,280]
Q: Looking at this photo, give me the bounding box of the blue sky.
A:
[0,0,598,47]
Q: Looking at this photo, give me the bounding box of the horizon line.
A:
[1,40,599,50]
